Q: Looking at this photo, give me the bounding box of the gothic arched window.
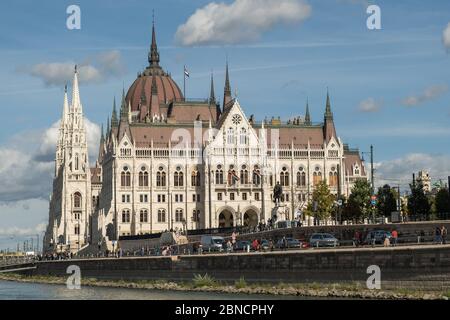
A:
[74,192,82,208]
[121,209,130,223]
[139,209,148,223]
[191,170,201,187]
[227,128,234,144]
[329,167,338,187]
[313,166,322,186]
[280,167,289,186]
[158,209,166,223]
[174,166,184,187]
[139,166,149,187]
[215,165,224,185]
[239,127,248,145]
[297,167,306,187]
[252,165,261,185]
[175,209,184,222]
[121,166,131,187]
[240,165,249,184]
[156,166,166,187]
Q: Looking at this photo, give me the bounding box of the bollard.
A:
[417,235,421,244]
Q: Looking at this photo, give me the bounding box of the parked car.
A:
[309,233,339,248]
[233,240,252,251]
[276,238,302,249]
[260,239,270,251]
[364,230,392,245]
[200,235,225,252]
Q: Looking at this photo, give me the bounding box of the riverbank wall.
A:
[18,244,450,290]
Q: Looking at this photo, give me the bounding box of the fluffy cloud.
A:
[402,84,448,107]
[0,119,100,203]
[443,22,450,49]
[175,0,312,46]
[25,50,125,87]
[358,97,382,113]
[375,153,450,190]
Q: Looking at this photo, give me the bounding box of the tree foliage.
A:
[376,184,398,217]
[407,182,431,217]
[343,179,372,221]
[434,188,450,219]
[305,180,335,222]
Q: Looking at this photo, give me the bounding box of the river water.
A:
[0,280,305,300]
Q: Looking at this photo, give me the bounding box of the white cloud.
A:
[375,153,450,190]
[402,84,448,107]
[443,22,450,49]
[24,50,126,87]
[358,97,382,113]
[175,0,312,46]
[0,119,100,203]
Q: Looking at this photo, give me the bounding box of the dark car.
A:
[309,233,339,248]
[365,230,392,245]
[260,239,270,251]
[276,238,301,249]
[233,240,251,251]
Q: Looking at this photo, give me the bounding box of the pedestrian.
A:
[383,235,390,247]
[353,230,360,247]
[441,226,448,245]
[282,236,288,250]
[391,229,398,247]
[226,240,232,253]
[252,239,259,251]
[435,226,442,244]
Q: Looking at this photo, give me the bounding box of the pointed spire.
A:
[120,86,128,119]
[148,13,160,67]
[305,99,311,125]
[209,72,216,105]
[100,124,105,142]
[224,61,231,96]
[223,60,232,109]
[325,88,333,120]
[62,84,69,124]
[71,65,82,113]
[106,116,110,135]
[111,96,118,127]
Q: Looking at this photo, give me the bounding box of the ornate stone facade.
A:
[44,23,367,253]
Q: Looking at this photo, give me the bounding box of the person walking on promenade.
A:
[435,226,442,244]
[226,240,232,253]
[383,234,390,247]
[441,226,447,245]
[353,230,360,247]
[391,229,398,247]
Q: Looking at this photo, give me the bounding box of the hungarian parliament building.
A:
[43,23,367,253]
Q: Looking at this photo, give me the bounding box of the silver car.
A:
[309,233,339,248]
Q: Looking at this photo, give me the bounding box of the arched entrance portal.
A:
[218,210,234,228]
[243,209,259,227]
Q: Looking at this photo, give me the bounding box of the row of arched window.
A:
[121,209,187,223]
[120,165,340,188]
[121,167,201,188]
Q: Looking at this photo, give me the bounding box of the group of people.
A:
[434,226,448,244]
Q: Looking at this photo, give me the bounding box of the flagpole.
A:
[183,65,186,100]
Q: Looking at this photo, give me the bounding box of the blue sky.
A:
[0,0,450,249]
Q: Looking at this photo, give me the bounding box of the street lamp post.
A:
[362,145,375,223]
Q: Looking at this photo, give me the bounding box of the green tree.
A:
[407,182,431,218]
[344,179,372,222]
[376,184,398,217]
[434,188,450,219]
[305,180,334,223]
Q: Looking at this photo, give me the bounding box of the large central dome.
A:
[125,23,183,113]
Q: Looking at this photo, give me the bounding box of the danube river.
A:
[0,280,306,300]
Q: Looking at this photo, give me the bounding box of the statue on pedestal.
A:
[273,181,282,206]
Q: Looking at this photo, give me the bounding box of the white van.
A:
[200,235,224,252]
